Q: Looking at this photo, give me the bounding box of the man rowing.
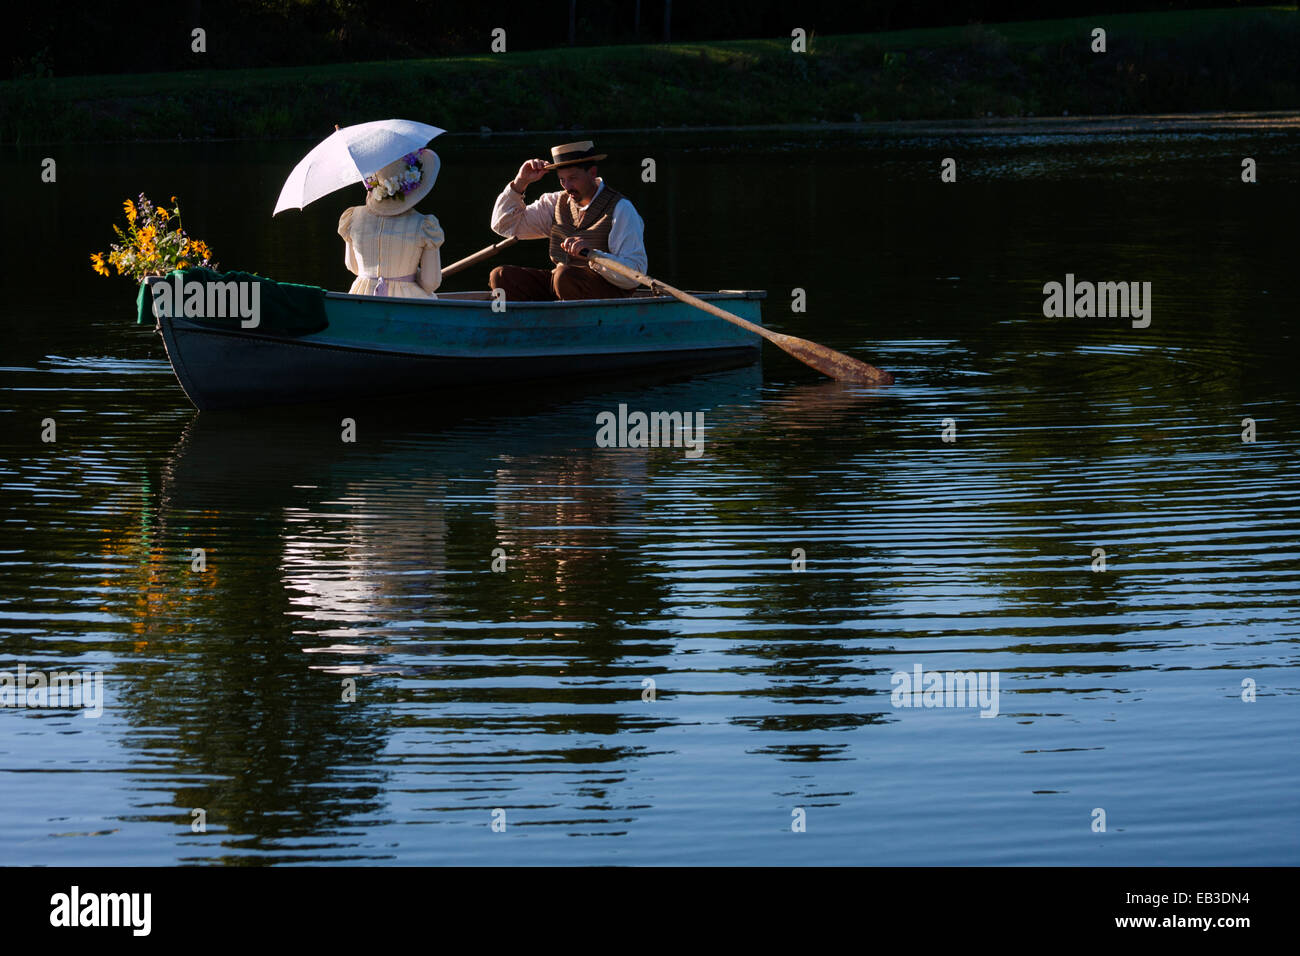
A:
[488,141,648,301]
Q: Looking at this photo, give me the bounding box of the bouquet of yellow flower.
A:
[91,194,218,282]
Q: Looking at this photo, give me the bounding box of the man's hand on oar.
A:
[560,236,593,260]
[583,251,894,386]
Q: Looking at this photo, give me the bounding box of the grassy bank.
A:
[3,7,1296,144]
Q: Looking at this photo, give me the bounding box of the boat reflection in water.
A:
[137,361,897,856]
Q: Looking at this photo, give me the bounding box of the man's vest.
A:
[548,184,624,266]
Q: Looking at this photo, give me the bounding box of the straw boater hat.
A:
[544,141,607,170]
[364,148,440,216]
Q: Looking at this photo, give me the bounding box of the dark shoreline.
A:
[10,111,1296,151]
[4,8,1297,146]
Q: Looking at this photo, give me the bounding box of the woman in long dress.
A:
[339,148,444,298]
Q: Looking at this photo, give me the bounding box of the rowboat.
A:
[143,274,765,411]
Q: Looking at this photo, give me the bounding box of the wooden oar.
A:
[442,236,518,278]
[585,251,894,385]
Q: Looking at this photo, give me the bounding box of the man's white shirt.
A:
[490,179,647,289]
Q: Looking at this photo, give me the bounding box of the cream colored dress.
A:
[338,206,444,298]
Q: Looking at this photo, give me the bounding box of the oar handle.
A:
[585,250,767,337]
[442,235,519,278]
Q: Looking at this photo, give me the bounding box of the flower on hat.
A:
[365,152,424,201]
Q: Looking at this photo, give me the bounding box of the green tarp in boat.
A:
[136,267,329,337]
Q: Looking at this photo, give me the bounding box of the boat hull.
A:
[150,284,765,411]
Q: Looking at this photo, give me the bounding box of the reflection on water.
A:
[0,122,1298,864]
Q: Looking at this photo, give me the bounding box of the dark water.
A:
[1,118,1298,864]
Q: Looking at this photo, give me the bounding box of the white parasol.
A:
[273,119,445,215]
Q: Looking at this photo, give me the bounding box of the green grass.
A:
[3,6,1296,144]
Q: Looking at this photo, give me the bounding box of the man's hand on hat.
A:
[511,159,549,193]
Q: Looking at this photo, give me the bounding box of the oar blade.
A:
[584,250,894,385]
[768,332,895,385]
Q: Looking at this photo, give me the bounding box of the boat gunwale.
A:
[159,315,762,360]
[142,275,766,308]
[323,289,768,307]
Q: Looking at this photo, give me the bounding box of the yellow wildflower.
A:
[94,194,214,281]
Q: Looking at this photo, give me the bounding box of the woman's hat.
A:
[364,148,440,216]
[544,141,607,170]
